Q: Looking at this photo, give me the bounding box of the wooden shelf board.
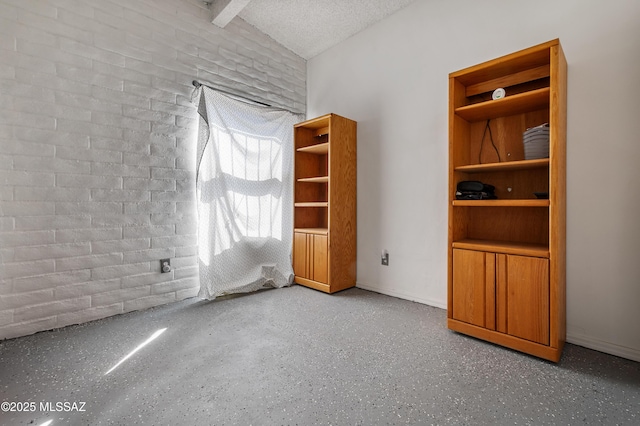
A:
[294,227,328,235]
[455,158,549,173]
[298,176,329,183]
[455,87,550,121]
[297,142,329,155]
[295,202,328,208]
[453,239,549,258]
[452,199,549,207]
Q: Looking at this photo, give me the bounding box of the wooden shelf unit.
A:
[448,39,567,362]
[293,113,357,293]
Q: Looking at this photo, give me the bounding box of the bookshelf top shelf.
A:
[294,114,331,129]
[450,39,558,84]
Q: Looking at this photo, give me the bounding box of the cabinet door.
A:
[312,234,328,284]
[294,233,328,284]
[452,249,495,328]
[293,232,308,279]
[497,254,550,345]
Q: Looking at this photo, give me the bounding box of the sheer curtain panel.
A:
[194,87,303,299]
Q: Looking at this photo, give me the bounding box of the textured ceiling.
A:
[237,0,418,60]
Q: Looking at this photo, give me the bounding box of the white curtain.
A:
[194,86,303,299]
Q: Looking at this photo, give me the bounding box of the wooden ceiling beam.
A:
[210,0,251,28]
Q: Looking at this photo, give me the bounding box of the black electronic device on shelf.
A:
[455,180,497,200]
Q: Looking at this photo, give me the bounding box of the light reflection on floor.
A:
[104,328,167,375]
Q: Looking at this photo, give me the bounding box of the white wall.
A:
[0,0,305,339]
[307,0,640,361]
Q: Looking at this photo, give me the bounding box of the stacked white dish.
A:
[523,123,549,160]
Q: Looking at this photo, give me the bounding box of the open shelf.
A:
[298,176,329,183]
[455,87,550,121]
[452,239,549,258]
[297,142,329,155]
[455,158,549,173]
[453,199,550,207]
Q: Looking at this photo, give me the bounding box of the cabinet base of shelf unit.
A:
[447,318,563,362]
[295,276,330,293]
[295,276,356,294]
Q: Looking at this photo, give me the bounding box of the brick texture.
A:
[0,0,306,340]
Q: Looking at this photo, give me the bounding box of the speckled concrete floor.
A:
[1,286,639,425]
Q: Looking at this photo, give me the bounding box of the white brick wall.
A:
[0,0,306,339]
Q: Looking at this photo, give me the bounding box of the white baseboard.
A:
[567,332,640,362]
[355,283,447,310]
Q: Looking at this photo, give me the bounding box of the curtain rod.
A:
[192,80,271,107]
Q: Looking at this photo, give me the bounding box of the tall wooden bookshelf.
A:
[447,40,567,362]
[293,113,357,293]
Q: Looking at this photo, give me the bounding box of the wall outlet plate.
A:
[160,258,171,273]
[381,251,389,266]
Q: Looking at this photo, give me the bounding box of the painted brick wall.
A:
[0,0,306,339]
